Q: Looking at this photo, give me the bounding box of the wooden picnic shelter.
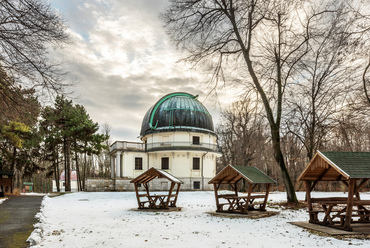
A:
[209,164,276,214]
[130,167,182,209]
[0,170,14,195]
[298,151,370,231]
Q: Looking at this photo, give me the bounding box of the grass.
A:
[268,200,307,210]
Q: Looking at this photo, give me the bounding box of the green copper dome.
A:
[140,92,215,136]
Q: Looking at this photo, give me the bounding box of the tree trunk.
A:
[64,137,71,192]
[363,58,370,104]
[56,144,60,192]
[82,141,87,191]
[271,126,298,203]
[11,146,16,172]
[53,145,60,192]
[11,147,19,190]
[74,140,83,191]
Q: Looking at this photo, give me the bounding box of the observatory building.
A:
[109,92,222,191]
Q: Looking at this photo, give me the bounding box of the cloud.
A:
[49,0,227,141]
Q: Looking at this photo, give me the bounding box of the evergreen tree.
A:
[40,96,109,192]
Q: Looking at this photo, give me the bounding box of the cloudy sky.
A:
[48,0,236,142]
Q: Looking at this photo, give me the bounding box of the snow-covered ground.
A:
[28,191,370,248]
[0,197,7,204]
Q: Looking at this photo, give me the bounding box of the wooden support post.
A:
[305,181,314,222]
[144,183,150,195]
[234,183,238,197]
[143,183,151,205]
[262,183,271,211]
[213,183,220,211]
[172,183,181,207]
[355,179,369,196]
[166,182,175,208]
[344,179,355,230]
[134,183,141,208]
[245,183,253,212]
[355,191,361,201]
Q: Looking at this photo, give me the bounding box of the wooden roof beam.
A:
[310,167,331,191]
[217,174,235,185]
[355,179,369,195]
[140,175,156,184]
[229,174,244,184]
[341,180,349,187]
[132,174,151,183]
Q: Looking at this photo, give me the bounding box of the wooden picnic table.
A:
[217,194,267,213]
[137,193,179,209]
[148,194,168,208]
[309,197,370,228]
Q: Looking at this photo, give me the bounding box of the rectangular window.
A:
[193,181,200,190]
[161,157,169,170]
[135,157,143,170]
[192,136,200,145]
[193,157,200,170]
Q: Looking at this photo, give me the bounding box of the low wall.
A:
[86,177,214,192]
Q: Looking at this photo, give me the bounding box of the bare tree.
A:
[328,110,370,152]
[284,2,364,160]
[217,98,265,167]
[280,132,306,186]
[162,0,328,202]
[363,58,370,104]
[162,0,370,202]
[0,0,69,97]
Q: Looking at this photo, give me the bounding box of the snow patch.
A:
[20,193,49,196]
[27,196,49,246]
[0,197,7,204]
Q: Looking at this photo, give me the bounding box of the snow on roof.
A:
[157,169,182,184]
[130,167,182,184]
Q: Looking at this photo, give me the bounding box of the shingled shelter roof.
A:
[130,167,182,184]
[298,151,370,181]
[208,165,275,185]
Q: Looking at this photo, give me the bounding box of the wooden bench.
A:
[309,197,370,228]
[216,194,268,213]
[308,210,325,222]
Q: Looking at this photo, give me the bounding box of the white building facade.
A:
[52,170,78,192]
[109,92,222,190]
